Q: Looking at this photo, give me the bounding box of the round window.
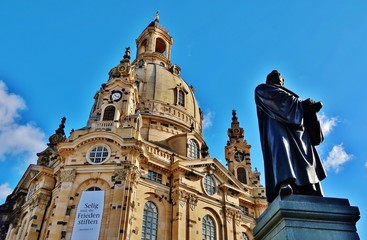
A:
[87,145,110,164]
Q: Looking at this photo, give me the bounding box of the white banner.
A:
[71,190,105,240]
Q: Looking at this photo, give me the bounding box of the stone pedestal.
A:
[253,195,360,240]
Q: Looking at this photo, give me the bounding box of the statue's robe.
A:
[255,83,326,202]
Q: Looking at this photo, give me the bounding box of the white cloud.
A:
[319,112,337,136]
[202,110,214,130]
[0,81,46,164]
[0,182,13,202]
[323,144,353,173]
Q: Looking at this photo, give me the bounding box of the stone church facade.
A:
[1,15,267,240]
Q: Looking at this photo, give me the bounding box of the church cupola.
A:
[134,12,173,67]
[85,47,139,131]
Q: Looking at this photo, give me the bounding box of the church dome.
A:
[126,14,205,152]
[92,13,205,154]
[134,63,202,135]
[130,16,205,151]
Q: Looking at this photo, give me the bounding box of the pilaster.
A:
[26,192,50,239]
[186,192,198,239]
[48,169,76,239]
[106,169,128,239]
[114,164,140,240]
[171,189,188,240]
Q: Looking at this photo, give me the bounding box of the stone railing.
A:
[146,145,172,163]
[92,121,116,129]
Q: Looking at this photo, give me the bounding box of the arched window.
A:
[242,232,249,240]
[204,175,216,195]
[18,213,29,240]
[141,201,158,240]
[202,215,215,240]
[240,206,249,216]
[26,184,36,201]
[155,38,166,56]
[135,81,141,91]
[103,105,116,121]
[139,39,147,54]
[237,168,247,184]
[178,90,185,106]
[86,187,101,191]
[188,139,199,159]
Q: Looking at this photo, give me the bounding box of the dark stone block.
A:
[253,195,360,240]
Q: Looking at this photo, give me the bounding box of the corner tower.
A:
[226,110,263,189]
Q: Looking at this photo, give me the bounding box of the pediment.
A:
[57,131,145,166]
[173,158,248,194]
[13,164,52,193]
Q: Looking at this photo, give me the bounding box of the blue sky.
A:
[1,1,366,237]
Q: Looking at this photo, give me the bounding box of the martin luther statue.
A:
[255,70,327,203]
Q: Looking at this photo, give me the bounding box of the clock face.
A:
[111,91,122,101]
[234,151,244,162]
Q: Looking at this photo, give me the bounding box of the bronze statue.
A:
[255,70,326,202]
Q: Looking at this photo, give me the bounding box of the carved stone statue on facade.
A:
[123,47,131,60]
[255,70,327,202]
[200,142,209,158]
[37,117,66,166]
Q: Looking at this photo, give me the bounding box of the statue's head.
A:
[266,70,284,86]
